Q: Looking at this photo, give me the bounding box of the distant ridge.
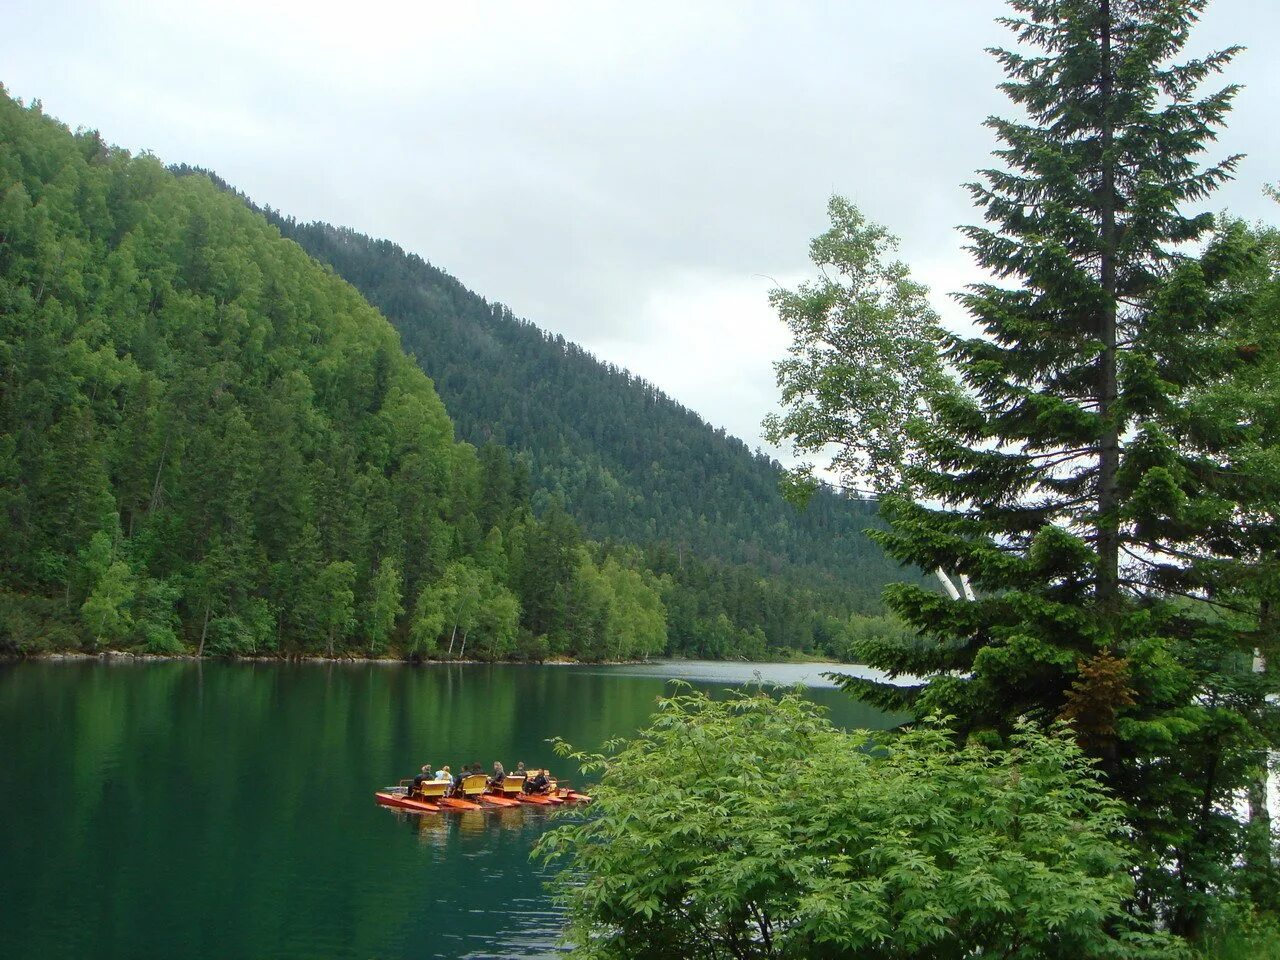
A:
[254,215,901,603]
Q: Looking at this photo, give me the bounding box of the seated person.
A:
[514,761,527,778]
[526,769,550,794]
[490,761,506,786]
[435,765,451,781]
[411,764,432,796]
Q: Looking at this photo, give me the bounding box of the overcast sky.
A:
[4,0,1277,457]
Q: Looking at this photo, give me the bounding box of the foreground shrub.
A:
[538,688,1182,959]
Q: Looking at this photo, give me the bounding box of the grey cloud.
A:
[4,0,1276,455]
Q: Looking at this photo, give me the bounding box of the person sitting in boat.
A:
[515,761,527,777]
[526,769,550,794]
[435,764,451,781]
[411,764,432,796]
[490,761,506,786]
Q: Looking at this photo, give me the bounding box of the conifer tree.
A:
[772,0,1268,933]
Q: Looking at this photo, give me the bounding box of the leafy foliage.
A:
[539,689,1182,960]
[766,195,953,497]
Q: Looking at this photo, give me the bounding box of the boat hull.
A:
[375,791,442,813]
[479,793,522,808]
[437,796,484,811]
[517,793,562,806]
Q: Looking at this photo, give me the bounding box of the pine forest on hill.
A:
[258,218,893,591]
[258,215,914,653]
[0,89,908,662]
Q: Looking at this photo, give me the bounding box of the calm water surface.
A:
[0,660,897,959]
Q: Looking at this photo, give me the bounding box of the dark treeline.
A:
[633,541,912,661]
[0,90,903,661]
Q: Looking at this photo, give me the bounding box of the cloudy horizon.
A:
[5,0,1276,462]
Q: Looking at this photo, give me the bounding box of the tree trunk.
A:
[147,432,172,515]
[458,629,469,660]
[1246,619,1275,889]
[447,623,457,656]
[1095,0,1121,614]
[1246,755,1272,883]
[197,599,211,658]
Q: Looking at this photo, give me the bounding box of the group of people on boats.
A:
[408,759,552,798]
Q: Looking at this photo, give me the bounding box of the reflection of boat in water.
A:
[414,809,451,848]
[375,771,591,814]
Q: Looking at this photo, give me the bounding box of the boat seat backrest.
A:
[501,776,525,796]
[419,780,448,798]
[461,774,488,796]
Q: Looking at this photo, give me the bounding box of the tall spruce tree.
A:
[772,0,1271,935]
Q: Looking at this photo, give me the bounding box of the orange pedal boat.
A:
[375,790,442,813]
[457,773,521,808]
[516,773,592,806]
[375,770,590,813]
[375,778,484,813]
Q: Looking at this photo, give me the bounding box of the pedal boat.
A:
[517,772,588,806]
[544,775,592,805]
[483,773,591,807]
[458,773,521,808]
[375,778,483,812]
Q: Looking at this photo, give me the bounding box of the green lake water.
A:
[0,659,899,959]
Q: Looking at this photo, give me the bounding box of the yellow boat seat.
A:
[501,775,526,797]
[418,780,448,799]
[461,774,489,798]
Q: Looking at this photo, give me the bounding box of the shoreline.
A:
[2,650,657,667]
[2,650,847,668]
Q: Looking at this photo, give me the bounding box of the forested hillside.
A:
[0,90,907,661]
[251,217,900,597]
[0,89,678,661]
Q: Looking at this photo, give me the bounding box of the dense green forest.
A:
[0,89,664,661]
[234,211,900,600]
[0,89,904,661]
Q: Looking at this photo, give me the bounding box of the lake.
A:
[0,659,899,959]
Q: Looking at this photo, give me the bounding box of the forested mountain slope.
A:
[0,89,673,661]
[0,89,906,661]
[258,217,900,600]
